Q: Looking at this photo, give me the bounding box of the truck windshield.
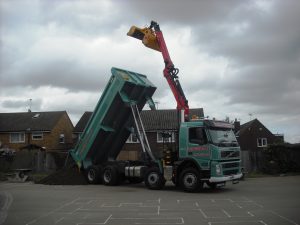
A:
[208,128,238,147]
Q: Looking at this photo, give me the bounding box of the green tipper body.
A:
[70,67,156,169]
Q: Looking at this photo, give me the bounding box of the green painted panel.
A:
[70,67,156,169]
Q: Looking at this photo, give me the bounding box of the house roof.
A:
[235,119,256,136]
[73,111,92,133]
[0,111,69,132]
[74,108,204,133]
[141,108,204,131]
[236,118,271,136]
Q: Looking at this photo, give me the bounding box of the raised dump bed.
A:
[70,67,156,170]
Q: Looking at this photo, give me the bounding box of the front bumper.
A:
[209,173,243,183]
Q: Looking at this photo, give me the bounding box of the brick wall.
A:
[44,113,74,151]
[0,133,21,149]
[0,112,74,151]
[238,120,278,152]
[117,131,177,161]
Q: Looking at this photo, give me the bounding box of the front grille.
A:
[222,161,240,176]
[223,169,239,175]
[221,151,240,158]
[223,162,239,169]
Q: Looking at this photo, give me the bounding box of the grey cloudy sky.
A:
[0,0,299,143]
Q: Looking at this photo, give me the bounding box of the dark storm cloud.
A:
[192,1,300,65]
[1,0,299,97]
[38,1,122,37]
[1,58,109,92]
[1,0,299,142]
[0,0,122,36]
[189,0,300,117]
[221,63,300,114]
[1,98,42,111]
[2,99,29,108]
[116,0,244,25]
[132,0,300,118]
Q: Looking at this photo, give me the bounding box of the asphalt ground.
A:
[0,176,299,225]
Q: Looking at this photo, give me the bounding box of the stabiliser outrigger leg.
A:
[130,103,155,162]
[130,103,166,189]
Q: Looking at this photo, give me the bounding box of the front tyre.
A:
[179,168,203,192]
[144,167,165,190]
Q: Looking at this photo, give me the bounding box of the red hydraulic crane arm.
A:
[127,21,190,121]
[149,21,189,121]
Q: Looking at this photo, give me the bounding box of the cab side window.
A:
[189,128,207,145]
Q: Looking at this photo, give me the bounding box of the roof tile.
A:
[74,108,204,132]
[0,111,67,132]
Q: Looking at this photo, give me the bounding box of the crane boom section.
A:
[127,21,189,121]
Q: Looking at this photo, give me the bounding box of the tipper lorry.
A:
[70,22,242,192]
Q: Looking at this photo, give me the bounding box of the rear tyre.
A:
[179,168,203,192]
[85,166,101,184]
[103,165,119,186]
[144,167,165,190]
[19,171,25,179]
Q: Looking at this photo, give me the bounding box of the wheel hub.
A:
[103,170,111,183]
[148,172,159,185]
[88,170,96,181]
[184,173,197,187]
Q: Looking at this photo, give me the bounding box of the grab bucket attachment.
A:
[127,26,161,52]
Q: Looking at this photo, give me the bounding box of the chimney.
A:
[234,118,240,133]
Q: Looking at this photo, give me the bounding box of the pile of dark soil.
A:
[36,166,87,185]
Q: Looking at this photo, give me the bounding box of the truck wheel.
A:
[144,168,165,190]
[179,168,203,192]
[85,166,101,184]
[103,165,119,186]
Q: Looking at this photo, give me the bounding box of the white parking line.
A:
[77,214,112,225]
[101,202,143,207]
[248,211,255,217]
[0,191,13,225]
[25,197,81,225]
[111,217,184,225]
[208,221,267,225]
[222,209,231,218]
[199,209,208,219]
[269,210,299,225]
[54,217,64,224]
[235,203,243,209]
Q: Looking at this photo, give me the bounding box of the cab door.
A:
[187,127,210,168]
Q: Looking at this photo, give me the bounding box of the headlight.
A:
[216,164,222,176]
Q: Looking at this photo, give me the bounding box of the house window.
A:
[10,132,25,143]
[257,138,267,147]
[32,132,43,140]
[126,133,139,143]
[157,132,175,143]
[59,134,65,143]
